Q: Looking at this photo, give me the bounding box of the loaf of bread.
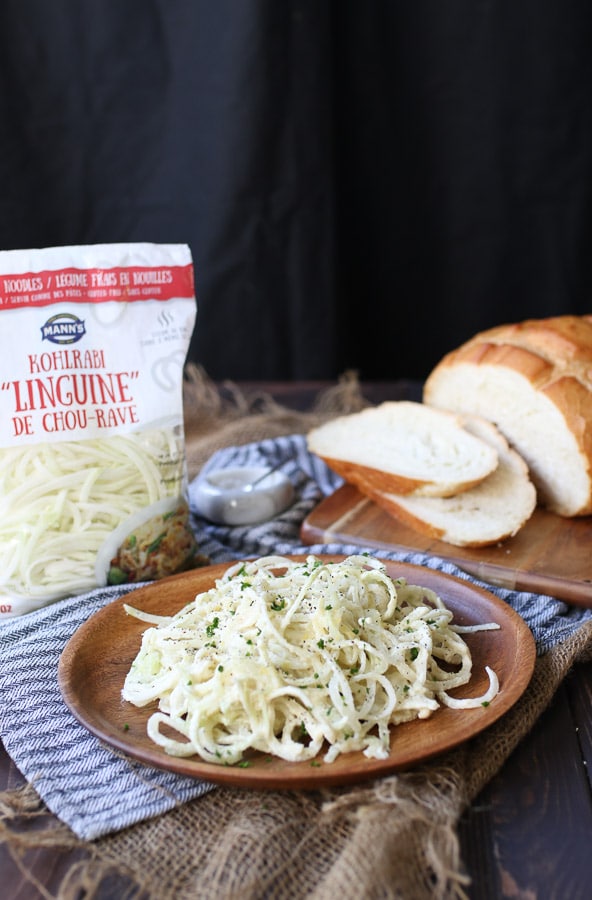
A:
[359,417,536,546]
[306,401,499,498]
[423,315,592,516]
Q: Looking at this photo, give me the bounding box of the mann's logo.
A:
[41,313,86,345]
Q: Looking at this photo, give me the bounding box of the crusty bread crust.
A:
[307,401,499,498]
[366,488,526,547]
[355,417,536,547]
[446,341,555,385]
[424,315,592,516]
[468,315,592,372]
[313,454,490,498]
[365,489,449,542]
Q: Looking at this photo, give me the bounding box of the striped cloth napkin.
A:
[0,434,590,840]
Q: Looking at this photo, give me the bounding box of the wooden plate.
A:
[58,556,536,790]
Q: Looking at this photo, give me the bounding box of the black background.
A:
[1,1,591,380]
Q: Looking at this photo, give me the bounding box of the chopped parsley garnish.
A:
[206,617,220,637]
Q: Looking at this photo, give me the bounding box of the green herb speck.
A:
[206,617,220,637]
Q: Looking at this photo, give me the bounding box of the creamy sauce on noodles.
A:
[122,555,499,765]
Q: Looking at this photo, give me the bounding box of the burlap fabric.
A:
[2,367,592,900]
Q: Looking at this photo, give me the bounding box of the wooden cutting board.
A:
[300,483,592,607]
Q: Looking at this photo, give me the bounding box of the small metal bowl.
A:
[192,465,295,526]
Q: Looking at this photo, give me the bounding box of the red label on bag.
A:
[0,264,195,309]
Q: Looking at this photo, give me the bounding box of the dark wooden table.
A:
[1,380,591,899]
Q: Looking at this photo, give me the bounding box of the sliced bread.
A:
[359,417,536,547]
[423,315,592,516]
[306,400,499,498]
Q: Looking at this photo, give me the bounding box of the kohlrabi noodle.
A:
[0,241,198,618]
[0,428,184,600]
[122,554,499,766]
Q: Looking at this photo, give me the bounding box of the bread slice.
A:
[424,315,592,516]
[306,401,499,498]
[359,417,536,547]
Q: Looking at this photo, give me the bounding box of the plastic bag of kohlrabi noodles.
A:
[0,243,207,618]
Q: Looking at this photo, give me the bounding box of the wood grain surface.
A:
[301,484,592,606]
[2,381,592,899]
[58,556,535,790]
